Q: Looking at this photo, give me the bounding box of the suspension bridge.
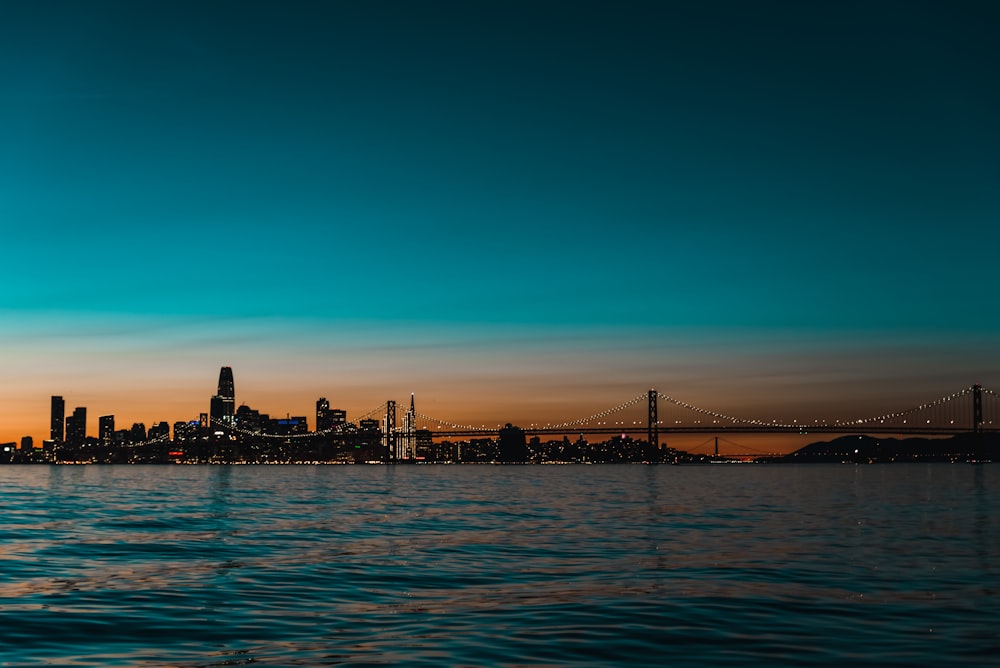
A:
[216,384,999,447]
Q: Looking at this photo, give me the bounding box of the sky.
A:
[1,0,998,448]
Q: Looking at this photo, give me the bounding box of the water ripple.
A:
[0,464,998,666]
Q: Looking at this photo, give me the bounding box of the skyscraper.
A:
[210,366,236,425]
[218,366,235,399]
[399,393,417,460]
[99,415,115,445]
[66,407,87,447]
[50,396,65,442]
[317,397,331,431]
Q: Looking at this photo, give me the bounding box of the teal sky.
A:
[1,1,998,441]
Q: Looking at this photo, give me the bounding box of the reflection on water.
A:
[0,464,998,666]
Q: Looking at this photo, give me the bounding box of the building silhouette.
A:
[498,423,529,463]
[99,415,115,445]
[50,396,65,442]
[398,393,417,459]
[317,398,347,432]
[149,421,169,440]
[271,416,308,435]
[130,423,146,443]
[235,404,264,431]
[218,365,235,398]
[317,397,331,430]
[210,366,236,426]
[174,420,198,442]
[66,407,87,447]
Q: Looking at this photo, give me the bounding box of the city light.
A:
[3,370,995,465]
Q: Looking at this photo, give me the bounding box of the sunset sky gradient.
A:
[2,1,998,447]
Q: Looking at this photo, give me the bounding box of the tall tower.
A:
[317,397,331,431]
[399,393,417,460]
[647,389,658,449]
[383,400,397,462]
[973,384,983,434]
[50,396,65,442]
[210,366,236,426]
[218,366,235,400]
[99,415,115,445]
[66,407,87,447]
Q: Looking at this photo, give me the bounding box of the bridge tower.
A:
[384,400,397,462]
[647,389,658,448]
[973,384,983,434]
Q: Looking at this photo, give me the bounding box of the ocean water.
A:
[0,463,997,666]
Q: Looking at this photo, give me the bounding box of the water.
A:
[0,464,997,666]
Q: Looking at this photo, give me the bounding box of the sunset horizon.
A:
[2,1,998,447]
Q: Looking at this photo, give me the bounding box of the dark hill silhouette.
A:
[785,432,999,463]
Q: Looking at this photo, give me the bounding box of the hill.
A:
[783,433,999,463]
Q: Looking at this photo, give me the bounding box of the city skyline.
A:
[2,1,998,446]
[5,361,995,465]
[4,362,994,455]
